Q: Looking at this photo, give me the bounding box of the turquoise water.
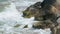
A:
[0,0,8,2]
[0,0,9,12]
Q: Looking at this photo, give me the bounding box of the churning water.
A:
[0,0,51,34]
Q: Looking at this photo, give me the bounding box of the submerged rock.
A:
[23,25,28,28]
[14,24,20,28]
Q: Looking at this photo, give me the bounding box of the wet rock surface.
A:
[22,1,58,28]
[22,0,60,34]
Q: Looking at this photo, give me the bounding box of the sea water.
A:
[0,0,51,34]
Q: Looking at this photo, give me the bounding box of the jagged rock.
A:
[22,1,58,26]
[22,0,60,34]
